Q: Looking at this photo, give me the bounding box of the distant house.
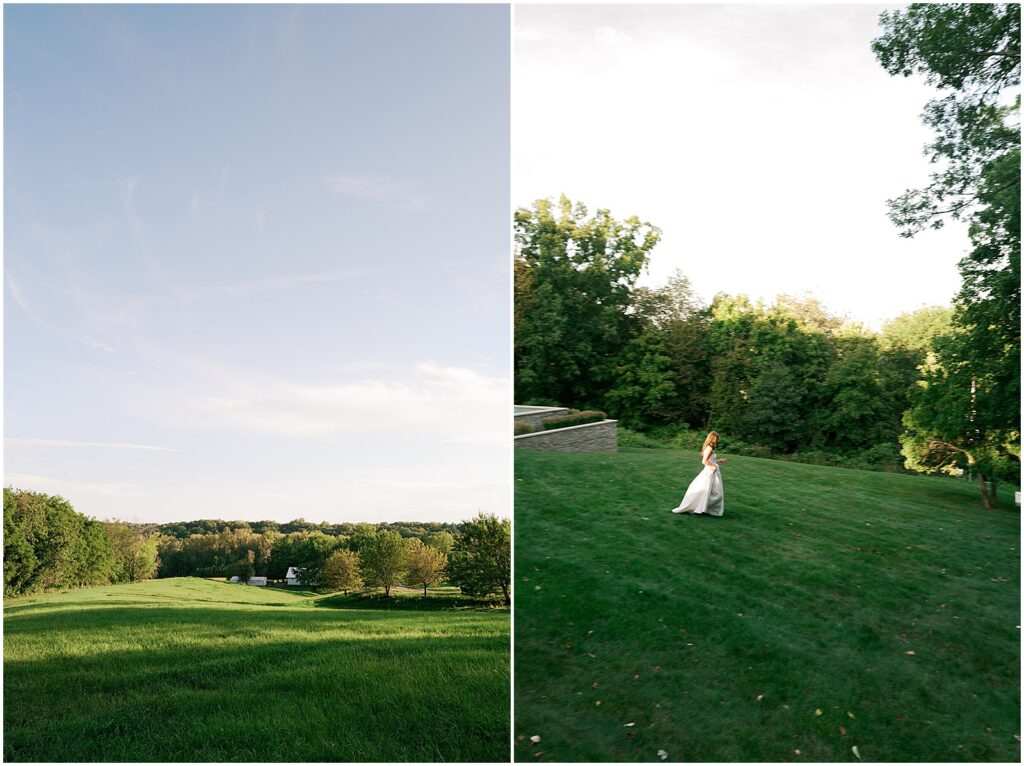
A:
[248,576,267,586]
[285,566,317,586]
[228,576,240,583]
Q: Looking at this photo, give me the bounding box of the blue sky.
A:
[5,5,511,524]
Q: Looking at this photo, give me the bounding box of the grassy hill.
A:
[4,577,509,762]
[514,449,1020,762]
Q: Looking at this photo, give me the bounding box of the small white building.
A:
[228,575,240,583]
[248,576,268,586]
[285,567,302,585]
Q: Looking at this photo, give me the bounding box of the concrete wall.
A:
[514,419,618,453]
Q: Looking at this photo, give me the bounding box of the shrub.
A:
[542,410,606,430]
[514,421,535,436]
[618,428,668,449]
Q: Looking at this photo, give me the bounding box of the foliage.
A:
[617,428,670,449]
[423,531,455,556]
[103,522,160,583]
[872,3,1020,234]
[404,539,448,596]
[900,329,1019,507]
[359,530,408,597]
[541,410,607,430]
[515,195,660,406]
[157,518,458,541]
[447,513,511,604]
[320,549,363,594]
[740,360,803,451]
[604,326,679,429]
[4,488,121,597]
[874,4,1021,504]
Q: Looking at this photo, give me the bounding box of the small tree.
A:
[447,514,510,604]
[359,530,407,597]
[405,539,447,596]
[321,549,363,595]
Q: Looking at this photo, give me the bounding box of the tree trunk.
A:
[384,584,391,597]
[423,583,428,597]
[978,473,993,508]
[501,582,510,605]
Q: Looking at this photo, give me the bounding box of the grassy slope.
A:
[5,577,509,762]
[514,449,1020,762]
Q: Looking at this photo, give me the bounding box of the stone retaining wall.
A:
[514,406,569,432]
[514,419,618,453]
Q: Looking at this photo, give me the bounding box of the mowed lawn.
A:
[4,577,509,762]
[514,449,1020,762]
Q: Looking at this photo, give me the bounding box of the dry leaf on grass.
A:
[657,749,668,760]
[815,709,823,716]
[852,745,862,760]
[530,735,541,744]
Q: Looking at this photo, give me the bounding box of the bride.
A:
[671,431,727,517]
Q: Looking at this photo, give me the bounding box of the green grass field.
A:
[4,577,509,762]
[514,449,1020,762]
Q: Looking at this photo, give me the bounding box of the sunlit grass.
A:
[514,449,1020,762]
[5,577,509,762]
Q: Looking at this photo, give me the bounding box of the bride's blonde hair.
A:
[701,431,719,453]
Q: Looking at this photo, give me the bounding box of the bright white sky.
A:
[513,3,970,329]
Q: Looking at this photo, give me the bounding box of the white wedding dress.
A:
[671,450,724,517]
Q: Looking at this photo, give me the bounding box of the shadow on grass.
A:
[4,604,509,762]
[314,591,507,611]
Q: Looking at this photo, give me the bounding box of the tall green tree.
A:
[103,522,159,583]
[872,3,1020,234]
[741,360,803,452]
[321,549,364,595]
[874,4,1020,500]
[359,530,408,597]
[515,195,661,407]
[404,538,447,596]
[901,328,1017,507]
[447,514,510,604]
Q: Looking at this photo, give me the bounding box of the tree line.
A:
[515,8,1019,507]
[4,488,159,597]
[4,487,510,602]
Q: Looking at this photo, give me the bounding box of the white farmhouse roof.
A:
[286,567,301,579]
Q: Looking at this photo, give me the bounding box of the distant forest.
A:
[4,487,507,601]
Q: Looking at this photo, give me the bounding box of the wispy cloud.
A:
[5,273,33,315]
[181,271,360,300]
[4,472,143,498]
[515,27,556,43]
[6,438,182,453]
[322,173,430,210]
[593,26,636,47]
[91,340,116,353]
[129,359,509,447]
